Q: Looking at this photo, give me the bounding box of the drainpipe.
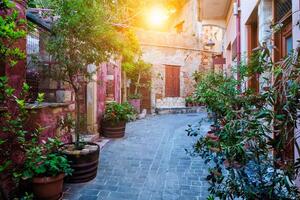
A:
[234,0,241,90]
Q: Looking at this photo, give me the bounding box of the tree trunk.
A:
[123,71,127,102]
[75,92,81,148]
[134,71,141,95]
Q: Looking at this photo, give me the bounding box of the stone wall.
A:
[27,103,75,143]
[136,30,213,111]
[169,0,200,36]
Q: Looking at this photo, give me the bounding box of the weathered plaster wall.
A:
[136,30,209,111]
[170,0,200,36]
[141,45,202,109]
[28,104,75,143]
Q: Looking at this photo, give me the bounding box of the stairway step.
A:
[155,106,206,115]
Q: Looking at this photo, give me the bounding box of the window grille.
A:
[275,0,292,21]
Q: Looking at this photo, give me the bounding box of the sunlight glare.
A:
[148,6,169,26]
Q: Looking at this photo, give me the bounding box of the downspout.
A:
[234,0,241,90]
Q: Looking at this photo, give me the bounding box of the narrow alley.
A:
[63,113,210,200]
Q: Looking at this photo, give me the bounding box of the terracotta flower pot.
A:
[187,103,193,107]
[209,147,221,152]
[32,173,64,200]
[129,99,141,113]
[210,125,219,132]
[206,131,219,141]
[223,160,243,169]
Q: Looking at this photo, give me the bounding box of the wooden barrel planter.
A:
[60,142,100,183]
[101,121,126,138]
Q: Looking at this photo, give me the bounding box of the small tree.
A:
[46,0,122,148]
[126,59,152,99]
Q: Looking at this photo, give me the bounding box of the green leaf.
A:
[0,160,12,172]
[23,82,30,92]
[37,93,44,103]
[5,87,15,96]
[16,99,25,108]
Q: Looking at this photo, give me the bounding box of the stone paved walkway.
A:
[63,113,210,200]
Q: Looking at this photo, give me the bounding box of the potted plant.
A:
[185,96,193,107]
[101,102,136,138]
[22,138,73,200]
[44,0,123,183]
[128,93,142,113]
[123,59,151,113]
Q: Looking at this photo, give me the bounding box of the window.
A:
[285,35,293,55]
[275,0,292,21]
[274,0,292,61]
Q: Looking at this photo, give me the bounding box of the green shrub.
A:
[22,138,73,178]
[187,48,300,199]
[103,102,136,124]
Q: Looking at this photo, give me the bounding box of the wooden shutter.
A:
[165,65,180,97]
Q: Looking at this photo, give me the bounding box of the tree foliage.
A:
[0,1,26,67]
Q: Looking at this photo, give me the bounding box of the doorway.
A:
[165,65,180,97]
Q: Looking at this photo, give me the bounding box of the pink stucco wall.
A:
[224,13,236,74]
[224,0,258,70]
[97,62,122,122]
[114,65,121,103]
[97,63,107,120]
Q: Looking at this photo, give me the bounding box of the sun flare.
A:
[148,6,169,26]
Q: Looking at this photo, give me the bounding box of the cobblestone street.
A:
[63,113,211,200]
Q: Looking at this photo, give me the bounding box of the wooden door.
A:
[165,65,180,97]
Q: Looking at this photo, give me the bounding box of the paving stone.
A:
[62,113,211,199]
[107,192,139,200]
[79,195,99,200]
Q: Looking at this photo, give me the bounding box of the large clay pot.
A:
[101,121,126,138]
[61,142,100,183]
[32,173,64,200]
[129,99,141,113]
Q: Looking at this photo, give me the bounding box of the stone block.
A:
[56,90,72,103]
[49,80,58,90]
[52,107,63,115]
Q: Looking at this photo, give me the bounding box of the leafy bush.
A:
[187,48,300,199]
[22,138,72,178]
[128,93,142,100]
[103,102,136,124]
[194,72,240,117]
[185,96,193,104]
[0,1,26,67]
